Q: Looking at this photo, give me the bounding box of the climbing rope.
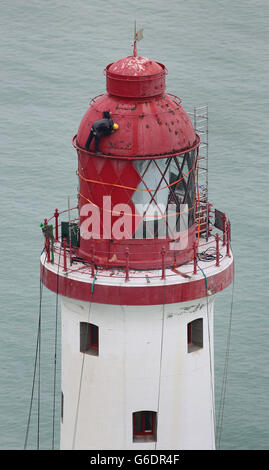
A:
[52,246,61,449]
[24,250,47,450]
[24,241,62,450]
[197,247,223,262]
[216,262,235,449]
[198,256,235,450]
[154,282,166,451]
[72,268,98,450]
[37,276,41,449]
[197,263,216,449]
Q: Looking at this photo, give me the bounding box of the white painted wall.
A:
[60,294,216,450]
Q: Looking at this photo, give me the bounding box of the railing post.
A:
[215,232,220,267]
[226,222,231,258]
[63,238,67,272]
[161,247,165,280]
[193,242,197,275]
[222,213,226,246]
[125,248,130,282]
[54,208,59,242]
[46,238,51,262]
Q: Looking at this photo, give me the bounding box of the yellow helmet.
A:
[113,123,119,130]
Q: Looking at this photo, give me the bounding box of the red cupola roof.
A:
[75,54,198,158]
[108,55,163,76]
[105,55,166,98]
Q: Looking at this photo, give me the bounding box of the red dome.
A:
[76,92,198,158]
[75,54,198,158]
[108,55,163,76]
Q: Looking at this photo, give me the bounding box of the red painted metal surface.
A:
[41,257,234,306]
[108,56,164,76]
[73,55,200,269]
[78,223,196,270]
[41,53,234,303]
[76,93,198,158]
[106,56,166,98]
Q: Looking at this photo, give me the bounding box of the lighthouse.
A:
[41,48,233,450]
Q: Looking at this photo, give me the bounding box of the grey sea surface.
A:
[0,0,268,450]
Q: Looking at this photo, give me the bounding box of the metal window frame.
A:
[132,151,197,237]
[133,411,155,436]
[89,323,99,350]
[80,322,99,353]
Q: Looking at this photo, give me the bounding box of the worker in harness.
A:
[40,222,54,263]
[85,111,119,154]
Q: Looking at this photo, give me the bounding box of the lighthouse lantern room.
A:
[41,46,233,450]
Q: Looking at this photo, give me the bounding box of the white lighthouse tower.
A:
[41,51,233,450]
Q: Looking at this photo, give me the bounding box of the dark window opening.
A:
[187,323,192,344]
[80,322,99,356]
[61,221,80,247]
[133,411,157,442]
[187,318,203,353]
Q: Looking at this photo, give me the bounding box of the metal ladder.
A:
[189,105,209,239]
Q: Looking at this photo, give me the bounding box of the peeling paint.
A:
[182,303,204,313]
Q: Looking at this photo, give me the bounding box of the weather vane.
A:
[133,21,144,57]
